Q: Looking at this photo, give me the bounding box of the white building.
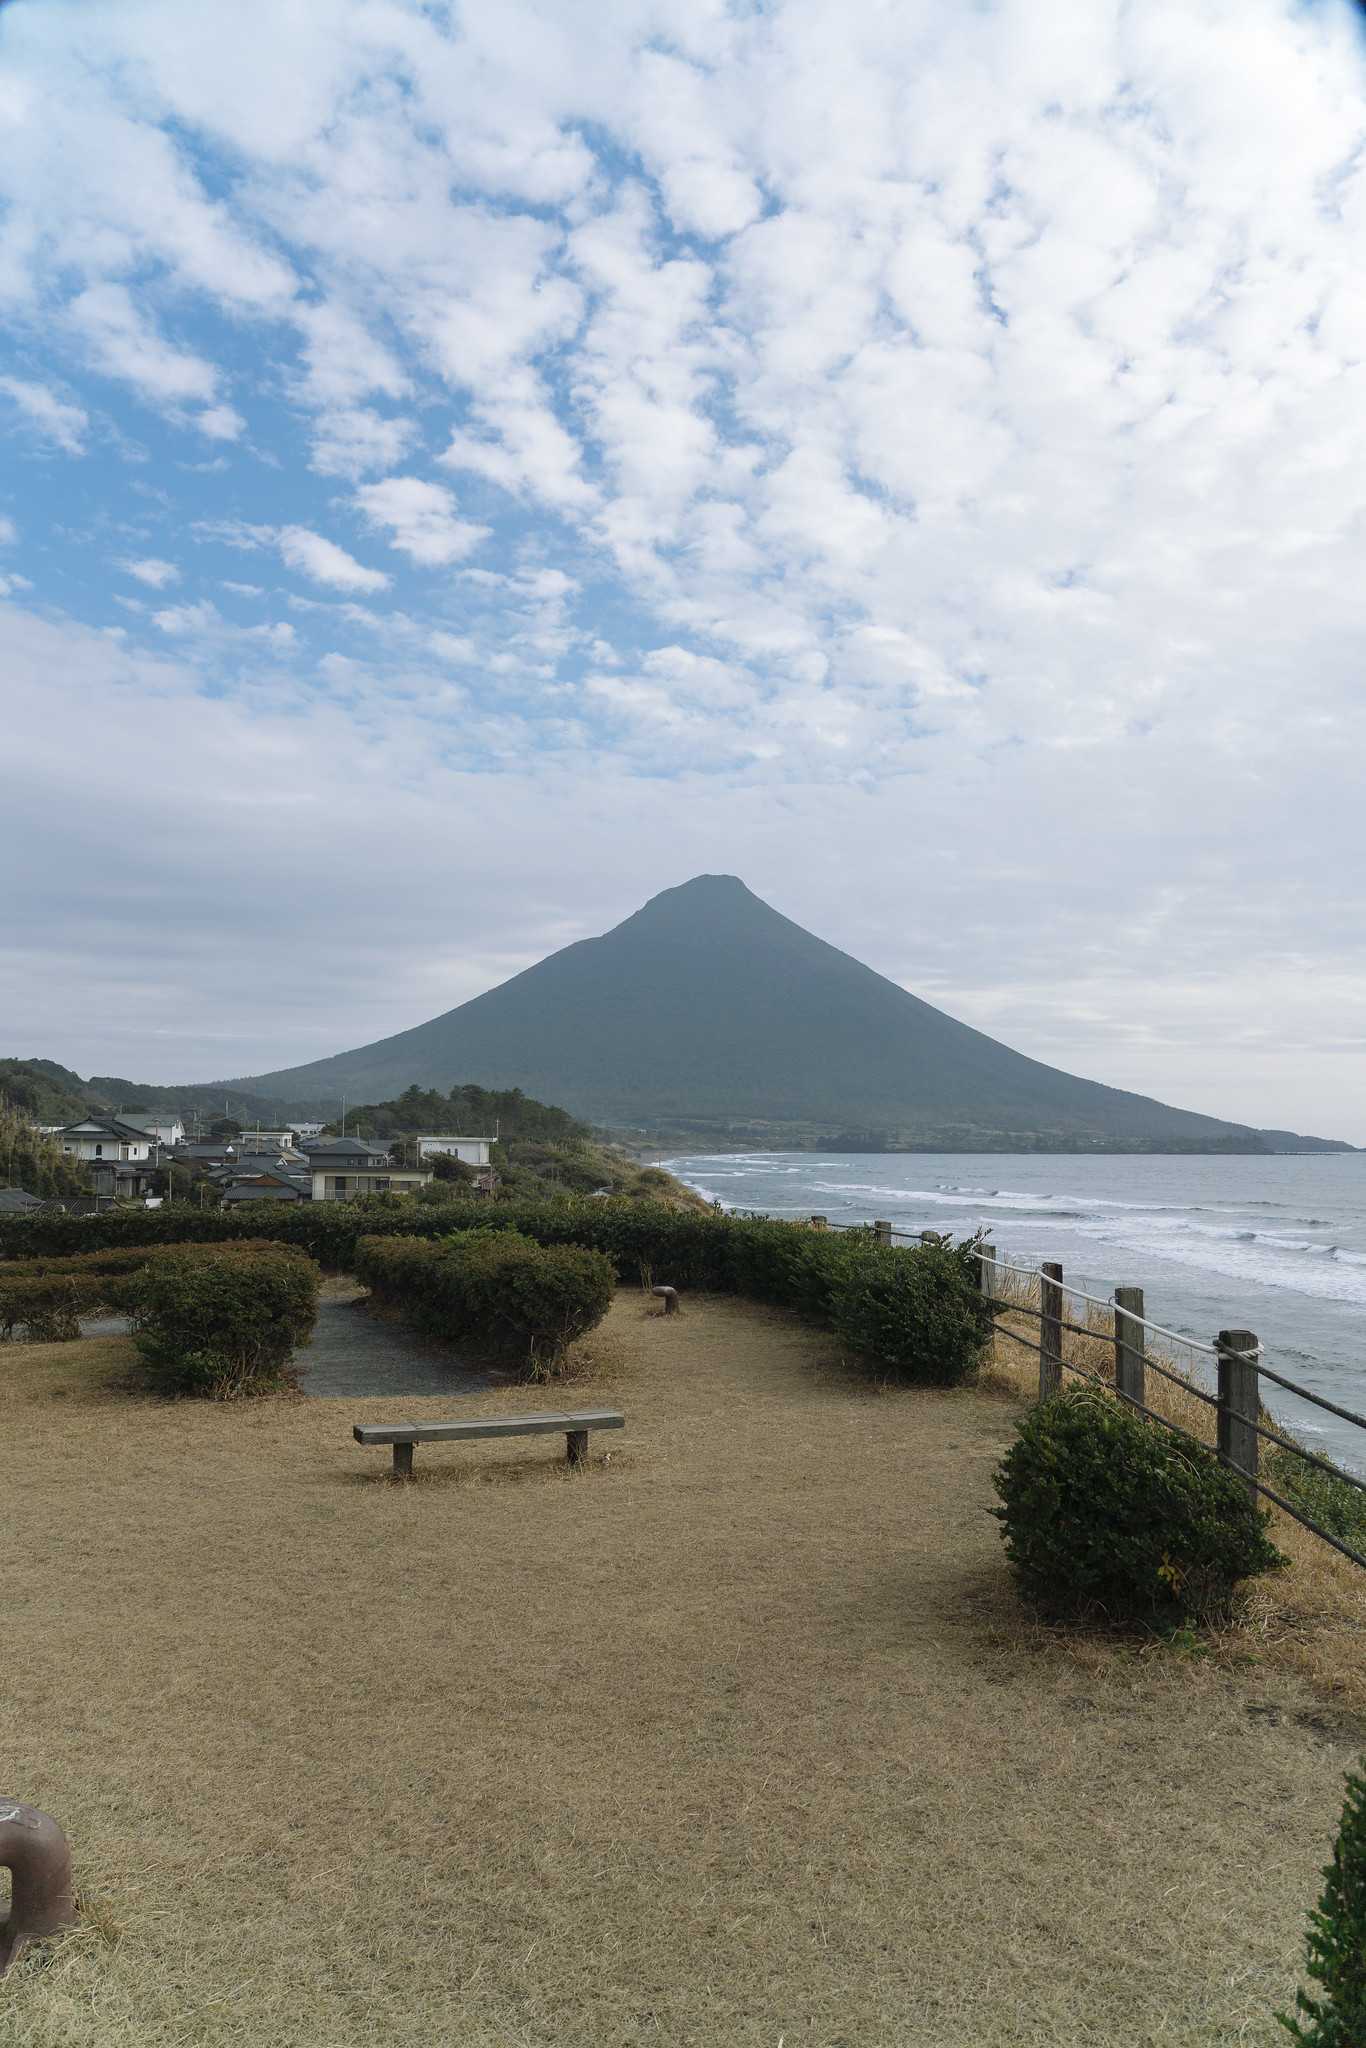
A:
[121,1114,185,1147]
[415,1135,492,1166]
[54,1116,157,1162]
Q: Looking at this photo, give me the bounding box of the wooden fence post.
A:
[810,1215,827,1232]
[1216,1329,1259,1495]
[978,1245,997,1297]
[1113,1287,1146,1408]
[874,1219,892,1246]
[1039,1262,1063,1400]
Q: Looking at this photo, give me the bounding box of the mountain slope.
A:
[226,875,1269,1147]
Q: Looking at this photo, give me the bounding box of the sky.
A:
[4,0,1366,1137]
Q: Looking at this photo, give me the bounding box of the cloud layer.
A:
[3,0,1366,1134]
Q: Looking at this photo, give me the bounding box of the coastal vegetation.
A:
[1279,1762,1366,2045]
[993,1386,1288,1628]
[355,1228,614,1374]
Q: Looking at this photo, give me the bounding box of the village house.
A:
[53,1116,158,1162]
[304,1137,433,1202]
[415,1134,492,1167]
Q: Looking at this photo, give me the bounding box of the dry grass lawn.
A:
[1,1292,1361,2047]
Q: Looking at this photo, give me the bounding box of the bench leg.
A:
[393,1441,414,1480]
[566,1429,588,1465]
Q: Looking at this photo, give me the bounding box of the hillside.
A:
[224,875,1339,1152]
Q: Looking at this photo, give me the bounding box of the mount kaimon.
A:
[223,875,1343,1154]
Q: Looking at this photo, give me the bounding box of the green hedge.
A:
[0,1244,189,1339]
[992,1387,1288,1629]
[0,1197,993,1384]
[356,1230,614,1372]
[0,1238,320,1393]
[131,1242,318,1397]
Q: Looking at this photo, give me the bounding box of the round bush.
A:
[829,1239,995,1384]
[992,1387,1287,1629]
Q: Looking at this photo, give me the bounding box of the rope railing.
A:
[977,1244,1366,1573]
[808,1216,1366,1576]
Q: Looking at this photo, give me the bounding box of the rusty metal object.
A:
[0,1801,76,1971]
[651,1285,680,1314]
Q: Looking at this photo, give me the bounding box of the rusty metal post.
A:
[1039,1263,1063,1400]
[651,1286,680,1314]
[0,1802,76,1972]
[1216,1330,1260,1497]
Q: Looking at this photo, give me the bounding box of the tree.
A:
[210,1117,243,1140]
[1279,1762,1366,2044]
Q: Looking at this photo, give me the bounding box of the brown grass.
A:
[0,1296,1359,2045]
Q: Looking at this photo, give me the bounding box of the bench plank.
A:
[354,1410,625,1447]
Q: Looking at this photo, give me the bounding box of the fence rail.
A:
[807,1213,1366,1575]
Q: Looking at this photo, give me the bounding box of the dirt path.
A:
[0,1294,1355,2046]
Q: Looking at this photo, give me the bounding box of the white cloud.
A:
[0,376,87,452]
[355,477,488,565]
[119,557,180,588]
[0,518,16,546]
[5,0,1366,1132]
[310,407,418,479]
[277,525,391,591]
[68,283,220,404]
[196,404,245,442]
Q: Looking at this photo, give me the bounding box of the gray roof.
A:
[54,1116,157,1142]
[0,1187,41,1213]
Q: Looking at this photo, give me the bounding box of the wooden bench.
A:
[353,1409,626,1478]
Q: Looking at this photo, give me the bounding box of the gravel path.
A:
[68,1299,496,1399]
[294,1296,495,1398]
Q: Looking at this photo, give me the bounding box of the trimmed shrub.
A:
[828,1236,995,1385]
[0,1245,184,1339]
[131,1242,319,1397]
[1,1201,997,1383]
[1279,1761,1366,2044]
[356,1230,613,1372]
[992,1387,1287,1629]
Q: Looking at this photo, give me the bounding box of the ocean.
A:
[665,1150,1366,1472]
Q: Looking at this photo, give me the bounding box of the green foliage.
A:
[429,1151,476,1183]
[323,1082,587,1144]
[829,1235,996,1384]
[0,1107,93,1202]
[992,1388,1288,1629]
[1279,1763,1366,2044]
[0,1059,92,1125]
[1264,1445,1366,1554]
[132,1241,318,1396]
[355,1229,613,1372]
[210,1117,243,1140]
[0,1199,993,1383]
[0,1243,163,1337]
